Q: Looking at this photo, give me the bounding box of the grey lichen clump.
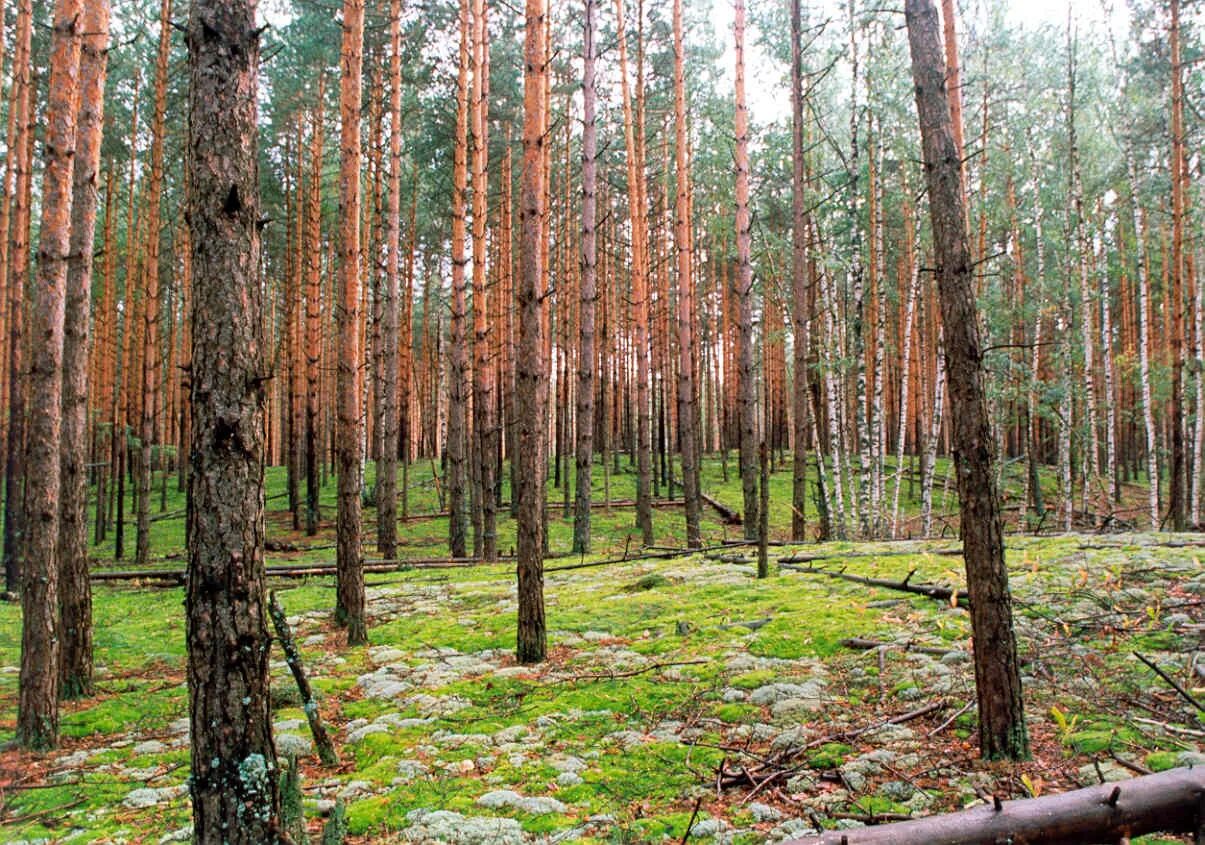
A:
[235,753,273,827]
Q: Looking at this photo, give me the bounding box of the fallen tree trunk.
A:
[701,492,742,525]
[789,766,1205,845]
[268,591,338,766]
[782,564,970,608]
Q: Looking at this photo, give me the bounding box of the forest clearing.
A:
[0,0,1203,839]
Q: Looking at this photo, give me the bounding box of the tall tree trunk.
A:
[336,0,367,644]
[305,88,324,536]
[573,0,598,555]
[905,0,1029,761]
[18,0,85,750]
[790,0,810,542]
[672,0,702,549]
[470,0,496,560]
[376,0,402,560]
[614,0,654,546]
[516,0,548,665]
[3,0,33,596]
[136,0,171,569]
[447,0,470,558]
[1168,0,1187,530]
[733,0,758,541]
[185,0,281,833]
[59,0,110,701]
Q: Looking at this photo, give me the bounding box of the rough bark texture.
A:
[136,0,172,570]
[733,0,758,541]
[905,0,1029,761]
[613,0,654,547]
[447,0,470,559]
[59,0,111,700]
[789,766,1205,845]
[789,0,810,543]
[1169,0,1187,530]
[3,0,34,596]
[672,0,702,549]
[573,0,598,555]
[470,0,496,561]
[185,0,281,834]
[516,0,548,665]
[304,91,323,537]
[336,0,367,644]
[19,0,84,750]
[375,0,402,561]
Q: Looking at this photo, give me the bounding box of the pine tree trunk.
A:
[18,0,85,750]
[2,0,33,596]
[470,0,496,560]
[185,0,281,833]
[1169,0,1187,530]
[305,90,324,536]
[58,0,110,701]
[376,0,402,560]
[672,0,702,549]
[790,0,810,542]
[516,0,548,665]
[336,0,367,644]
[733,0,759,542]
[136,0,171,570]
[573,0,598,555]
[614,0,654,546]
[447,0,470,558]
[905,0,1029,761]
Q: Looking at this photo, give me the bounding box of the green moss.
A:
[1145,751,1180,772]
[807,743,853,769]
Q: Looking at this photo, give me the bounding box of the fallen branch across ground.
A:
[839,637,957,658]
[788,766,1205,845]
[781,564,970,608]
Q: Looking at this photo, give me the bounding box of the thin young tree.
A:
[516,0,548,664]
[185,0,281,833]
[733,0,758,540]
[18,0,84,750]
[905,0,1029,760]
[59,0,111,700]
[336,0,367,644]
[1168,0,1187,530]
[573,0,599,555]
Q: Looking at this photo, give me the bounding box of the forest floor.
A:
[1,461,1203,843]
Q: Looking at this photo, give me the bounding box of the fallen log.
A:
[701,492,742,525]
[781,564,970,608]
[788,766,1205,845]
[778,547,962,565]
[839,637,955,658]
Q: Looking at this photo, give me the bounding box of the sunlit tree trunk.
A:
[790,0,810,542]
[305,88,324,537]
[1168,0,1187,530]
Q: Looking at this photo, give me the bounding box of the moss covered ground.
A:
[0,456,1201,843]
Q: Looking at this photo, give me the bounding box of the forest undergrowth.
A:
[1,458,1202,843]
